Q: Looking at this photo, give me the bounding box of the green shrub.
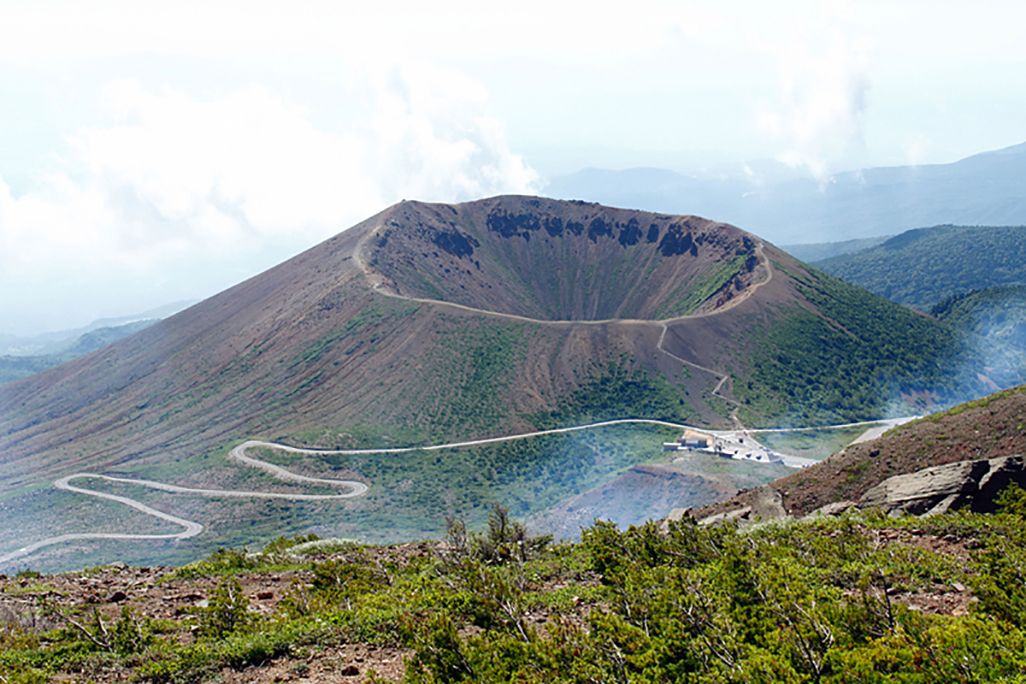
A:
[196,578,251,639]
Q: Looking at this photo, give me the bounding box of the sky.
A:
[2,0,1025,335]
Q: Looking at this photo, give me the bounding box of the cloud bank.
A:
[0,65,537,334]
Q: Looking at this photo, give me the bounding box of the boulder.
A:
[858,455,1026,516]
[805,500,857,518]
[697,487,788,526]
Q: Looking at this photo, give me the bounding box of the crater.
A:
[360,196,762,321]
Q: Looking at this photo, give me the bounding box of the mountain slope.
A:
[699,385,1026,520]
[932,284,1026,347]
[0,196,989,482]
[0,196,1001,570]
[814,224,1026,309]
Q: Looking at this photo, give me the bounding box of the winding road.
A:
[0,441,368,567]
[0,411,912,568]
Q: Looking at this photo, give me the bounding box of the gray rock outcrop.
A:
[857,454,1026,516]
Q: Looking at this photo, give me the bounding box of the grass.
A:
[656,253,750,318]
[756,426,869,461]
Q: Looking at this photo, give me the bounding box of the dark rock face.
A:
[432,230,479,258]
[618,218,642,247]
[486,210,541,238]
[658,224,698,257]
[484,208,710,256]
[543,216,564,236]
[587,217,612,242]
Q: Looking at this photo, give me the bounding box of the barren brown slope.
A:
[698,385,1026,519]
[361,196,765,320]
[0,196,988,493]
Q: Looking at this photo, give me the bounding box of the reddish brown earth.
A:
[0,551,424,683]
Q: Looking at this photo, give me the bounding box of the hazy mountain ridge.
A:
[782,236,891,263]
[547,141,1026,244]
[0,320,158,386]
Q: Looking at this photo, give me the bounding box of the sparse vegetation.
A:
[6,504,1026,682]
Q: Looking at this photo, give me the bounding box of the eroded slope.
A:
[360,197,764,321]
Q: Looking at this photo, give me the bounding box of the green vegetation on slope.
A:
[735,268,983,424]
[530,360,693,428]
[932,284,1026,348]
[656,253,749,318]
[8,500,1026,682]
[815,224,1026,309]
[411,320,529,439]
[931,285,1026,381]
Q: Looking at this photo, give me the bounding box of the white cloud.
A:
[0,64,538,334]
[752,4,871,181]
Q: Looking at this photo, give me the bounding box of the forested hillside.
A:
[815,225,1026,309]
[932,284,1026,347]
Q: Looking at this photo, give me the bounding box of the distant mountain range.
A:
[546,142,1026,244]
[0,300,194,357]
[0,319,158,385]
[781,236,891,263]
